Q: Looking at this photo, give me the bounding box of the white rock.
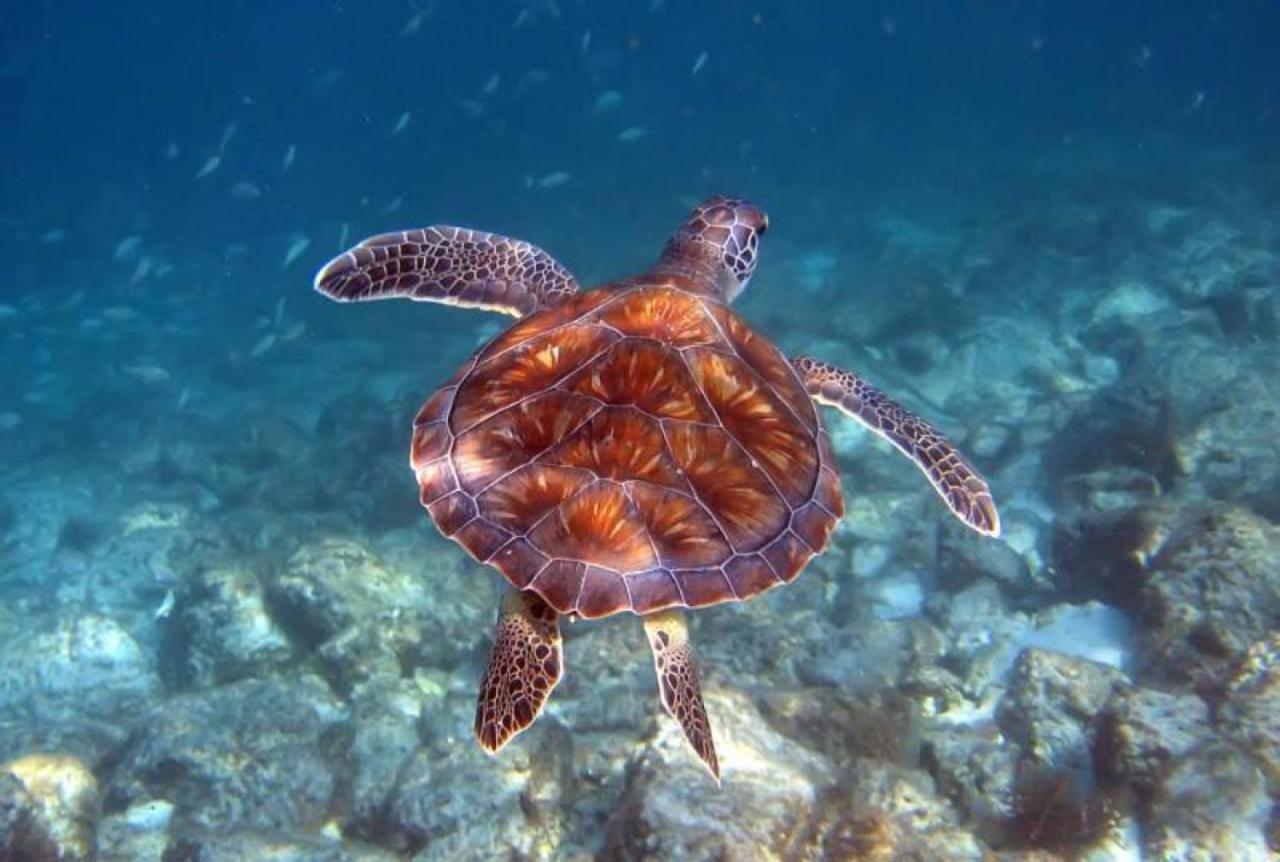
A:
[1092,281,1173,326]
[1083,353,1121,386]
[1022,602,1134,672]
[849,541,892,580]
[869,571,925,620]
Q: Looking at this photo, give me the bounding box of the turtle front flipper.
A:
[794,355,1001,538]
[315,226,579,316]
[643,609,720,782]
[476,590,563,754]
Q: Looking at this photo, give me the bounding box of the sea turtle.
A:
[314,196,999,780]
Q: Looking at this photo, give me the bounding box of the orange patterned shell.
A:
[411,281,845,619]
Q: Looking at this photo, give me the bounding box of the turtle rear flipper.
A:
[794,356,1000,537]
[476,590,563,753]
[644,609,720,782]
[315,226,579,316]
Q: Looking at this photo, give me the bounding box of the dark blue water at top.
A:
[3,1,1277,294]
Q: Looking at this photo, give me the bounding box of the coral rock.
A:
[1094,686,1210,803]
[920,722,1021,845]
[345,678,425,836]
[804,760,987,861]
[0,613,159,763]
[105,675,344,834]
[164,563,293,686]
[999,648,1125,773]
[602,687,834,861]
[1,752,99,862]
[268,535,493,692]
[1136,504,1280,690]
[1218,634,1280,795]
[1145,743,1272,861]
[384,724,573,860]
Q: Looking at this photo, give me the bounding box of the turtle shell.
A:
[411,282,844,619]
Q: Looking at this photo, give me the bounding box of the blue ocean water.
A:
[2,2,1279,859]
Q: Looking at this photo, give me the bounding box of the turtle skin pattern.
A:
[793,356,1000,537]
[475,591,562,753]
[314,226,580,316]
[411,281,845,618]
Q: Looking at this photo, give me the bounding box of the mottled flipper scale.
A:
[794,356,1000,537]
[476,590,563,754]
[315,226,579,316]
[643,609,720,782]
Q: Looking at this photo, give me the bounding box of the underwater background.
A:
[2,1,1280,859]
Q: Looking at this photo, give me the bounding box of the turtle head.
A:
[653,196,768,303]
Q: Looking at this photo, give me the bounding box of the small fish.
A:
[194,155,222,180]
[402,10,426,35]
[514,67,550,95]
[274,296,286,327]
[59,289,87,310]
[123,800,173,831]
[382,195,404,215]
[123,364,171,385]
[177,387,191,411]
[153,589,175,621]
[391,111,412,136]
[581,30,591,53]
[313,68,344,90]
[218,121,239,154]
[1184,89,1205,114]
[101,306,140,322]
[282,144,297,173]
[283,236,311,268]
[617,126,648,143]
[338,221,350,250]
[249,333,276,358]
[163,141,179,160]
[691,51,708,76]
[229,180,262,201]
[0,304,18,320]
[459,98,485,118]
[130,256,153,284]
[535,171,571,189]
[593,90,623,113]
[40,228,67,244]
[1128,44,1153,68]
[481,73,500,96]
[0,412,21,431]
[512,8,531,28]
[114,235,142,260]
[280,322,308,342]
